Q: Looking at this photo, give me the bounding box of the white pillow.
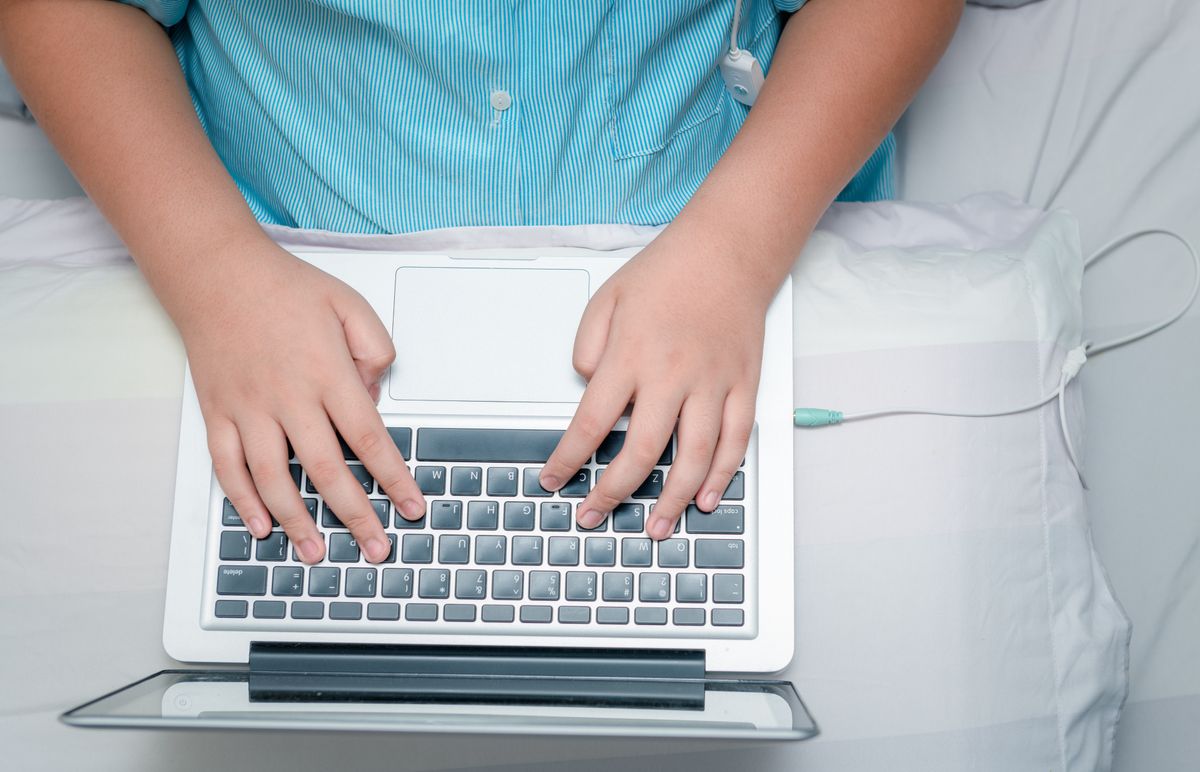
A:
[785,193,1130,772]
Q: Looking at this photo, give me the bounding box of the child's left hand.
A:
[538,226,778,540]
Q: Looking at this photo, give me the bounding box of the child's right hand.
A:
[180,240,426,565]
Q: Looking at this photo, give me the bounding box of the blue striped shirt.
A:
[122,0,894,234]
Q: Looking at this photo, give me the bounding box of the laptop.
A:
[63,244,814,740]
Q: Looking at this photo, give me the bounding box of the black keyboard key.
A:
[387,427,413,460]
[414,466,446,495]
[347,464,375,495]
[657,538,689,568]
[289,463,302,489]
[394,509,426,529]
[214,599,247,618]
[503,501,536,531]
[272,566,305,597]
[290,601,324,620]
[528,570,561,600]
[221,498,242,526]
[673,608,706,626]
[491,570,524,600]
[455,569,488,600]
[405,603,438,621]
[676,573,708,603]
[597,607,629,625]
[330,601,362,620]
[303,498,318,522]
[216,565,267,596]
[511,536,543,565]
[487,467,519,496]
[559,469,590,498]
[430,500,463,529]
[444,604,477,622]
[308,567,340,596]
[712,609,745,627]
[602,571,634,602]
[256,532,289,562]
[467,501,500,530]
[345,567,377,597]
[371,500,389,527]
[520,605,553,623]
[558,606,591,624]
[723,471,745,501]
[450,466,483,496]
[632,470,664,499]
[418,568,451,599]
[584,537,616,567]
[381,533,397,563]
[475,535,507,565]
[695,539,745,568]
[639,573,670,603]
[523,467,553,497]
[540,502,572,530]
[381,568,413,598]
[685,505,744,534]
[367,602,400,621]
[253,600,286,620]
[219,531,252,561]
[612,503,645,532]
[439,534,471,564]
[596,431,673,465]
[322,503,345,529]
[621,538,653,567]
[417,428,564,462]
[565,571,597,601]
[548,536,580,566]
[634,607,668,625]
[713,573,745,603]
[401,534,434,564]
[328,532,361,562]
[481,604,515,623]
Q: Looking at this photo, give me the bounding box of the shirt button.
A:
[490,90,512,111]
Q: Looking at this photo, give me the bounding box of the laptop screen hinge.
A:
[247,642,707,708]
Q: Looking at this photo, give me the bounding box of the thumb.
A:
[332,290,396,398]
[572,286,617,380]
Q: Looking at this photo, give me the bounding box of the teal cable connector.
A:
[792,408,844,427]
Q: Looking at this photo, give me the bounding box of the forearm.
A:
[0,0,270,326]
[675,0,962,298]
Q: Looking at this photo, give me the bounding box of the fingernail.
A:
[539,472,561,491]
[578,509,604,529]
[700,490,720,511]
[297,537,322,564]
[401,499,425,520]
[649,518,673,540]
[366,536,390,563]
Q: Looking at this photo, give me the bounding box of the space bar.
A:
[415,428,565,462]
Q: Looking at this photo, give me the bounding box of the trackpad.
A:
[389,266,590,404]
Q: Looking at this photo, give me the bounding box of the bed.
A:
[2,0,1197,769]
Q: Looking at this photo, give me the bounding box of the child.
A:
[0,0,962,563]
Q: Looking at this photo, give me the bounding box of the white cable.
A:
[730,0,745,55]
[802,228,1199,488]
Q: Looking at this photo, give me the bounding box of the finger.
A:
[237,414,324,563]
[333,288,396,392]
[326,375,425,522]
[645,393,723,540]
[208,416,274,539]
[539,362,633,492]
[577,389,681,529]
[696,390,756,512]
[289,409,391,564]
[571,286,616,380]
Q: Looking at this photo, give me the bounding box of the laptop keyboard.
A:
[206,426,752,636]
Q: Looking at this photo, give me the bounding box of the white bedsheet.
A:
[897,0,1200,768]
